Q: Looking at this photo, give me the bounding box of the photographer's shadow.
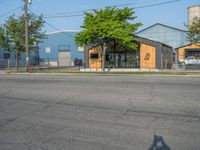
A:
[148,135,171,150]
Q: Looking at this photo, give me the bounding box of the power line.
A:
[0,6,22,18]
[45,14,84,19]
[44,2,137,17]
[28,9,77,39]
[42,0,182,37]
[133,0,182,9]
[44,0,165,17]
[44,0,182,19]
[33,0,182,38]
[45,21,77,39]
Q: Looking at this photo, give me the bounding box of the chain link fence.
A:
[0,57,84,71]
[0,59,11,69]
[31,57,84,71]
[1,56,199,71]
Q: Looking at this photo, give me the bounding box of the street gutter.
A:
[4,72,200,77]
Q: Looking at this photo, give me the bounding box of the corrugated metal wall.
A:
[0,47,38,68]
[162,45,174,69]
[136,24,189,49]
[38,31,84,65]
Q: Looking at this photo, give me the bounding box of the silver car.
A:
[181,56,200,65]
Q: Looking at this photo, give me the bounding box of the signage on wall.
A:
[144,53,150,60]
[45,47,51,53]
[78,47,84,52]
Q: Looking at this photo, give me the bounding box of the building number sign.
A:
[144,53,150,60]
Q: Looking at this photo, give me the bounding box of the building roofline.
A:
[47,30,81,35]
[175,42,200,49]
[134,35,172,48]
[135,36,173,48]
[188,5,200,9]
[85,35,172,51]
[136,23,188,34]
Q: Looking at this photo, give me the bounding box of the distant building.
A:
[175,43,200,62]
[136,23,189,50]
[38,31,84,67]
[0,31,84,68]
[0,46,37,68]
[188,5,200,25]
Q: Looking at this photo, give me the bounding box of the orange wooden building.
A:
[84,37,173,69]
[175,43,200,62]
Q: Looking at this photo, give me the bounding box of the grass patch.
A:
[16,69,79,73]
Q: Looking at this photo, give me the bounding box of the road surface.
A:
[0,74,200,150]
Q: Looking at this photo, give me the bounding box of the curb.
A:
[5,72,200,77]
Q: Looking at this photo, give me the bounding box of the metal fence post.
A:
[8,59,10,69]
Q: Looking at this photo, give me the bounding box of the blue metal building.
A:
[136,23,189,49]
[38,31,84,67]
[1,31,83,68]
[0,47,37,68]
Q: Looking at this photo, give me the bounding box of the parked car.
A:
[180,56,200,65]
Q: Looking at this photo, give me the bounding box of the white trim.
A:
[47,30,81,35]
[80,68,160,72]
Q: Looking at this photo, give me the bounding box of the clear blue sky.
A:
[0,0,199,33]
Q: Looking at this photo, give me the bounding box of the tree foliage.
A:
[0,13,46,53]
[0,26,10,50]
[187,16,200,43]
[75,7,142,49]
[0,13,45,70]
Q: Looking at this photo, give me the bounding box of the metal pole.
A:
[161,50,163,70]
[24,0,29,72]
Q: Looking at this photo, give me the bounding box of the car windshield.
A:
[186,56,195,60]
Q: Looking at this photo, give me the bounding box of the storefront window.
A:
[90,53,99,59]
[185,48,200,58]
[3,53,10,60]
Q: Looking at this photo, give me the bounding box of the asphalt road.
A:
[0,74,200,150]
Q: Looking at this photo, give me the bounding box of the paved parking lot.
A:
[0,74,200,150]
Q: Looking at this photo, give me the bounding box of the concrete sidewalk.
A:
[0,70,7,74]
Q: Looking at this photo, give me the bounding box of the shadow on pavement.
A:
[148,135,171,150]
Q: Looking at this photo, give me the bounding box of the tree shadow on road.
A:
[148,135,171,150]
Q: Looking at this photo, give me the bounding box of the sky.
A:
[0,0,199,33]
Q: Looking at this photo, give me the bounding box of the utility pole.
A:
[24,0,29,72]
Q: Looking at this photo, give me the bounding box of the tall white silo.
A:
[188,5,200,25]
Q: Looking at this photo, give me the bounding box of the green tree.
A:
[187,16,200,43]
[0,13,45,70]
[75,7,142,70]
[0,27,10,51]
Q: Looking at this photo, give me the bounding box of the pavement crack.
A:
[0,88,12,97]
[117,97,134,120]
[55,96,74,104]
[117,108,131,119]
[128,98,136,109]
[175,118,200,127]
[0,117,18,128]
[0,107,43,128]
[147,83,155,102]
[28,93,45,101]
[148,116,160,127]
[0,102,52,129]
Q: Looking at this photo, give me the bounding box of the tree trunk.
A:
[101,43,106,72]
[15,49,19,71]
[113,39,116,68]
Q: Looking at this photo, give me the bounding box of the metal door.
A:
[58,51,71,66]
